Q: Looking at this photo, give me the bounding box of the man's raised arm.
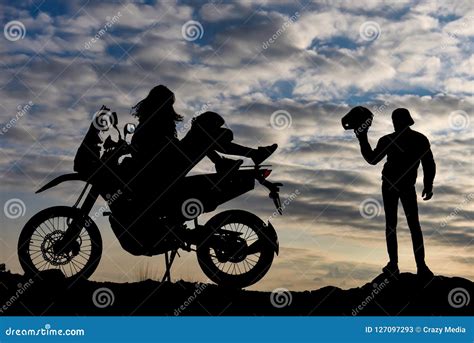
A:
[356,131,388,165]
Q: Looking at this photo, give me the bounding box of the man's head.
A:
[392,108,414,131]
[192,111,225,131]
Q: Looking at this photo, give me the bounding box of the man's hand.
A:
[354,128,368,139]
[422,187,433,201]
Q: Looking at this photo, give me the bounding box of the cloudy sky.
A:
[0,0,472,291]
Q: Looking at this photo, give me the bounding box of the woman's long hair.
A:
[132,85,183,137]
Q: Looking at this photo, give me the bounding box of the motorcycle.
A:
[18,107,283,288]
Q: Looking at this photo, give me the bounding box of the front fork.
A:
[53,185,99,254]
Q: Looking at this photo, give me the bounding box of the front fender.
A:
[36,173,87,193]
[264,221,279,255]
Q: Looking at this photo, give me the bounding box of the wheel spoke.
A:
[36,259,50,271]
[28,243,42,250]
[72,259,84,272]
[68,262,74,277]
[235,263,242,275]
[37,224,49,238]
[70,260,80,274]
[245,256,259,264]
[29,249,43,256]
[46,219,56,232]
[31,254,44,262]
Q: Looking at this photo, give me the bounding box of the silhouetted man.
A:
[355,108,436,278]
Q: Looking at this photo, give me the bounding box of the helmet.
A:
[341,106,374,130]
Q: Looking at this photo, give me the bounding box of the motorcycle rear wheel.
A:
[18,206,102,281]
[197,210,275,288]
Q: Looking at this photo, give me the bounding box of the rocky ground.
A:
[0,270,472,316]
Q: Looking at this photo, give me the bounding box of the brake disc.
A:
[41,230,80,266]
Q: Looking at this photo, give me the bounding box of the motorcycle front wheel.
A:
[18,206,102,281]
[196,210,275,288]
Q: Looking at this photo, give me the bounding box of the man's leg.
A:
[180,129,246,174]
[208,128,277,165]
[382,184,399,265]
[211,129,254,156]
[207,149,244,174]
[399,186,426,268]
[206,150,224,164]
[181,127,276,174]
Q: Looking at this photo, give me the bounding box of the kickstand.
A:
[161,249,178,283]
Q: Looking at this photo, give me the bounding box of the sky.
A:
[0,0,473,291]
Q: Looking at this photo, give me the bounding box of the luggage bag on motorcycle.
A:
[74,106,109,177]
[73,106,119,178]
[73,122,102,177]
